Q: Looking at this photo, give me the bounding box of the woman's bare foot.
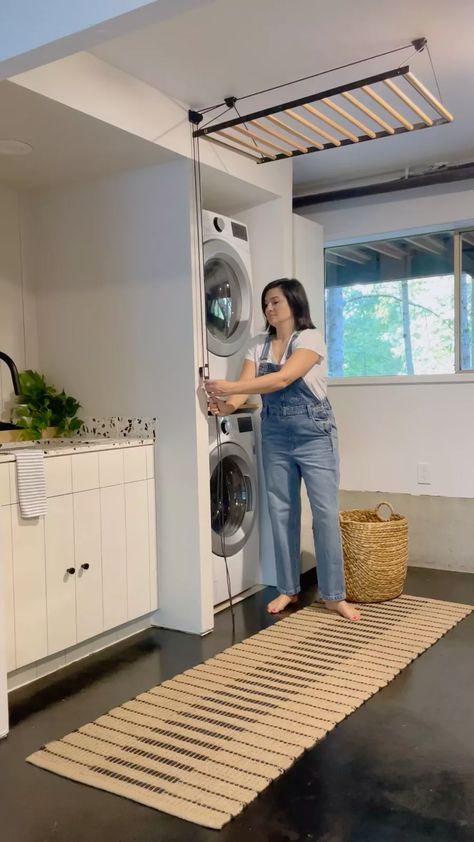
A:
[324,599,361,621]
[267,594,298,614]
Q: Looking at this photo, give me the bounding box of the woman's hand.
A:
[204,379,234,398]
[208,397,236,417]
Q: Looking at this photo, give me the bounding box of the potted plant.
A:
[12,370,83,440]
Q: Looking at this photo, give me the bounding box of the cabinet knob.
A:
[81,563,90,570]
[66,567,76,575]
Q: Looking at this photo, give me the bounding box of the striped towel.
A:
[15,450,48,518]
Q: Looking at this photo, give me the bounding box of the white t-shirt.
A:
[245,328,328,400]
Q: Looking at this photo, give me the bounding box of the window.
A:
[324,229,474,377]
[460,232,474,372]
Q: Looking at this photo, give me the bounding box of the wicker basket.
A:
[339,501,408,603]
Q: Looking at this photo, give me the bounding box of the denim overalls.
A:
[259,332,346,602]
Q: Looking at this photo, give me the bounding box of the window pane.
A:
[325,232,454,377]
[460,232,474,371]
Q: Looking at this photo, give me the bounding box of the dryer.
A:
[203,210,253,380]
[208,411,260,606]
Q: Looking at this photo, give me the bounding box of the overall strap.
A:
[260,333,273,363]
[285,331,300,358]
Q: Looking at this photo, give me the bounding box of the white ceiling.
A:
[90,0,474,192]
[0,80,175,190]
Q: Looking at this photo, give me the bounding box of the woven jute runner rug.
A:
[27,595,473,829]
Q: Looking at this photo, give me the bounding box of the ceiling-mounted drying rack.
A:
[189,40,453,164]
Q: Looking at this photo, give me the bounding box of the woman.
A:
[205,278,360,621]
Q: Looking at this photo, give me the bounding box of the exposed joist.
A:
[330,248,371,264]
[365,242,405,259]
[325,254,347,265]
[405,236,445,255]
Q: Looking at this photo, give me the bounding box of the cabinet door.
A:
[73,490,103,642]
[44,495,76,654]
[45,455,72,497]
[11,506,47,667]
[0,505,16,671]
[72,451,99,493]
[0,463,10,506]
[147,478,158,612]
[100,484,127,630]
[125,480,150,619]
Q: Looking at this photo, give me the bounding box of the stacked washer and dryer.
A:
[203,210,261,606]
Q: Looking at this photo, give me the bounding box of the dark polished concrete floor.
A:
[2,568,474,842]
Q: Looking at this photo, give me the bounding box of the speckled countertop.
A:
[0,438,154,463]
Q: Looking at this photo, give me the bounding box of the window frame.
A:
[324,224,474,384]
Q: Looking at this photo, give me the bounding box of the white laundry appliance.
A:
[203,210,253,380]
[208,411,260,606]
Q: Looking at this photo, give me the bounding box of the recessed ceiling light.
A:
[0,139,33,156]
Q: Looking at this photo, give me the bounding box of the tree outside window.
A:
[325,230,474,377]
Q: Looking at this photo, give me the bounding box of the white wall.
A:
[305,180,474,244]
[332,383,474,498]
[13,52,292,201]
[292,214,326,569]
[237,197,294,585]
[0,0,210,78]
[300,179,474,499]
[293,213,325,333]
[24,159,214,634]
[0,185,39,420]
[240,196,294,310]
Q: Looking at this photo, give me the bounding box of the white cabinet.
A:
[100,484,127,630]
[125,480,150,619]
[73,489,103,642]
[148,478,158,612]
[0,503,16,672]
[72,452,100,493]
[0,463,10,506]
[44,495,76,654]
[11,506,47,668]
[99,449,124,487]
[2,442,157,672]
[45,455,72,497]
[45,490,104,655]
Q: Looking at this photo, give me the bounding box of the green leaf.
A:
[15,370,82,439]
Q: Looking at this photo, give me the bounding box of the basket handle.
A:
[374,501,395,521]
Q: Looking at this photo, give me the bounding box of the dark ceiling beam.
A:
[293,161,474,209]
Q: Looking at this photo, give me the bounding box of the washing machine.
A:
[208,411,261,606]
[203,210,253,380]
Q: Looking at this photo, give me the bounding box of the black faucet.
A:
[0,351,21,396]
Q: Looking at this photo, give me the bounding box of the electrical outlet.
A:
[417,462,431,485]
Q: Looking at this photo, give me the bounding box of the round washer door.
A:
[204,238,252,357]
[210,441,257,556]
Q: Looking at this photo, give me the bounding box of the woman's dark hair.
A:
[261,278,315,334]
